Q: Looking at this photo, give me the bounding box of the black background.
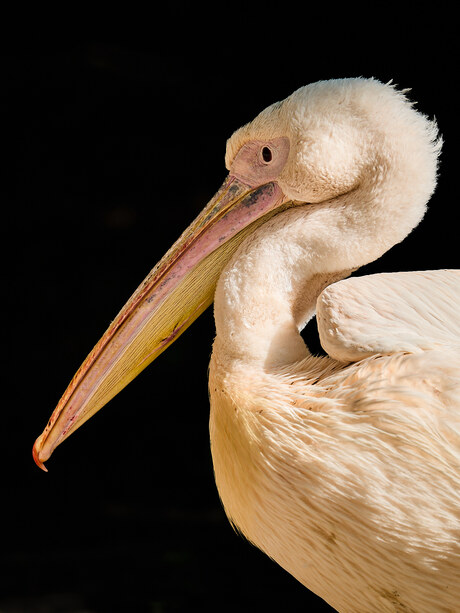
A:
[3,5,458,612]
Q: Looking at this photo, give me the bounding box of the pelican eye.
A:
[261,146,273,163]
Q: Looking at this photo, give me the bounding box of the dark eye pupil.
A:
[262,146,272,163]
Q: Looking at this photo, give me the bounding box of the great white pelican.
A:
[33,78,460,612]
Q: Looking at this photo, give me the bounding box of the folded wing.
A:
[316,270,460,362]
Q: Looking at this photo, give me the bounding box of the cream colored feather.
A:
[209,79,460,612]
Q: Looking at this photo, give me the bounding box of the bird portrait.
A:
[32,77,460,612]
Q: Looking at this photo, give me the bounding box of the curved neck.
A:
[213,204,350,368]
[213,147,432,369]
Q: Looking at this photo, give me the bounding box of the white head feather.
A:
[226,78,441,259]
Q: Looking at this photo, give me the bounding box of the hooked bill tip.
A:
[32,439,48,472]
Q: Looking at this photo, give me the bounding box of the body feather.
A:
[209,80,459,611]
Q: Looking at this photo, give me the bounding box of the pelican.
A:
[33,78,460,612]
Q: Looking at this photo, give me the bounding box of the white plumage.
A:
[210,272,460,611]
[209,80,460,611]
[34,78,460,612]
[318,270,460,360]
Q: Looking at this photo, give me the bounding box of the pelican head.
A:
[33,77,440,468]
[227,78,439,260]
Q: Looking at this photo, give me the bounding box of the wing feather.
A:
[316,270,460,362]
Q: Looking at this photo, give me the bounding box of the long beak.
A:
[33,175,289,470]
